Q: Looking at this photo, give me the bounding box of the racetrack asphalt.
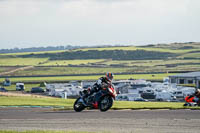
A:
[0,108,200,133]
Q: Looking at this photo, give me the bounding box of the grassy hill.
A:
[0,42,200,79]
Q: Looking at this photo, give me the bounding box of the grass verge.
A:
[0,96,74,109]
[1,96,200,110]
[113,101,200,110]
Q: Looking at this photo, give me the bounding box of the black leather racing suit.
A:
[89,77,111,95]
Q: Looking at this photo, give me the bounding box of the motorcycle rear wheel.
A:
[99,96,113,112]
[74,98,85,112]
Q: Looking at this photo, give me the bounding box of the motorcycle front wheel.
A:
[73,97,85,112]
[99,96,113,112]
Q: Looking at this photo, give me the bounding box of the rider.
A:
[185,89,200,105]
[84,72,114,99]
[194,89,200,105]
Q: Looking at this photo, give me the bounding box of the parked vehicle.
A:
[16,83,25,91]
[49,89,66,97]
[182,88,195,97]
[116,94,129,101]
[163,77,169,85]
[173,90,184,98]
[134,97,148,102]
[156,91,176,101]
[74,85,117,112]
[0,87,8,92]
[3,78,11,86]
[141,87,156,99]
[46,83,80,97]
[31,87,44,93]
[127,93,141,101]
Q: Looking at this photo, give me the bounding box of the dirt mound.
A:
[0,66,34,76]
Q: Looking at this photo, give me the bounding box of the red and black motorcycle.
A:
[184,90,200,106]
[73,85,117,112]
[184,95,200,106]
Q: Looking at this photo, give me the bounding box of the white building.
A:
[169,71,200,89]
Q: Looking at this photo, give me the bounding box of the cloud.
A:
[0,0,200,49]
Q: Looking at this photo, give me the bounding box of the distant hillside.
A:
[1,42,200,76]
[0,45,80,54]
[139,42,200,50]
[1,42,200,60]
[19,49,177,60]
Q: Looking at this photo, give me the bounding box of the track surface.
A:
[1,108,200,133]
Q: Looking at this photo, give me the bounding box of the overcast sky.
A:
[0,0,200,49]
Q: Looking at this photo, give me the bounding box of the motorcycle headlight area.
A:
[108,88,113,93]
[108,88,117,96]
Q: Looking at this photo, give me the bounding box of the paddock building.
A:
[169,71,200,89]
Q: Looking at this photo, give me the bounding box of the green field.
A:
[1,58,200,76]
[76,46,198,54]
[178,53,200,58]
[0,58,48,66]
[0,73,175,84]
[10,67,138,76]
[0,67,10,73]
[39,59,105,66]
[2,84,40,91]
[0,43,200,78]
[104,59,200,66]
[39,59,200,67]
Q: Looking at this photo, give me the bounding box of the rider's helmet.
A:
[195,89,200,97]
[106,72,114,81]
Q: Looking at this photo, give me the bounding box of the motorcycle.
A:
[184,95,199,106]
[73,84,117,112]
[184,90,200,107]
